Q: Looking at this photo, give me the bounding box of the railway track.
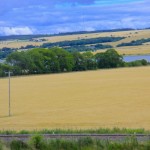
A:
[0,134,150,142]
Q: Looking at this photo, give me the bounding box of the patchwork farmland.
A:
[1,29,150,55]
[0,66,150,130]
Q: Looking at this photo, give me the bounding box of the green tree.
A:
[95,49,123,68]
[51,47,74,72]
[6,51,31,74]
[27,49,45,73]
[72,52,87,71]
[0,63,13,76]
[82,51,97,70]
[36,48,60,73]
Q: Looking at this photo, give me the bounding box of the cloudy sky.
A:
[0,0,149,35]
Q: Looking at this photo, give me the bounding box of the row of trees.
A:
[65,44,113,52]
[0,48,148,77]
[41,37,124,48]
[0,36,125,60]
[19,43,113,52]
[0,47,15,59]
[117,38,150,47]
[41,36,125,52]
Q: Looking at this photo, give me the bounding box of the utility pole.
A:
[5,71,12,117]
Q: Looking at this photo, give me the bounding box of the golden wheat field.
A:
[94,45,150,55]
[0,67,150,130]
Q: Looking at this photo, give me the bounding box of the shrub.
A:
[10,140,29,150]
[125,59,149,67]
[59,140,78,150]
[0,141,3,150]
[29,135,46,150]
[95,140,105,149]
[141,59,148,66]
[48,139,78,150]
[78,137,94,148]
[107,142,124,150]
[47,139,61,150]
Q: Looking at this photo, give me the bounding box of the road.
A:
[0,134,150,142]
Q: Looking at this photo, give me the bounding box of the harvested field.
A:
[95,45,150,55]
[0,67,150,130]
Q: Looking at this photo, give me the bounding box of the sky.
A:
[0,0,150,35]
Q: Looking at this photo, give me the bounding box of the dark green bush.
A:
[117,38,150,47]
[125,59,149,67]
[29,135,46,150]
[95,140,105,150]
[47,139,78,150]
[10,140,29,150]
[59,140,78,150]
[47,139,61,150]
[107,142,124,150]
[0,141,3,150]
[78,137,94,148]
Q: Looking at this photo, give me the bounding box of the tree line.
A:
[40,36,125,52]
[0,36,125,59]
[117,38,150,47]
[0,48,149,77]
[0,47,15,59]
[41,36,124,49]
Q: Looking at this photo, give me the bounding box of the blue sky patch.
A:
[0,0,149,35]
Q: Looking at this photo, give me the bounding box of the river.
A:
[123,55,150,62]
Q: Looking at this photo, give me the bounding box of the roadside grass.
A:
[1,135,150,150]
[0,128,148,135]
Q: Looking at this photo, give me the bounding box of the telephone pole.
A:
[5,71,12,117]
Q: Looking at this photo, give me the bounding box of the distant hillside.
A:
[0,28,135,41]
[0,35,51,41]
[0,28,150,56]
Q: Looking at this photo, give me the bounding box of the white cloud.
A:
[0,26,33,35]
